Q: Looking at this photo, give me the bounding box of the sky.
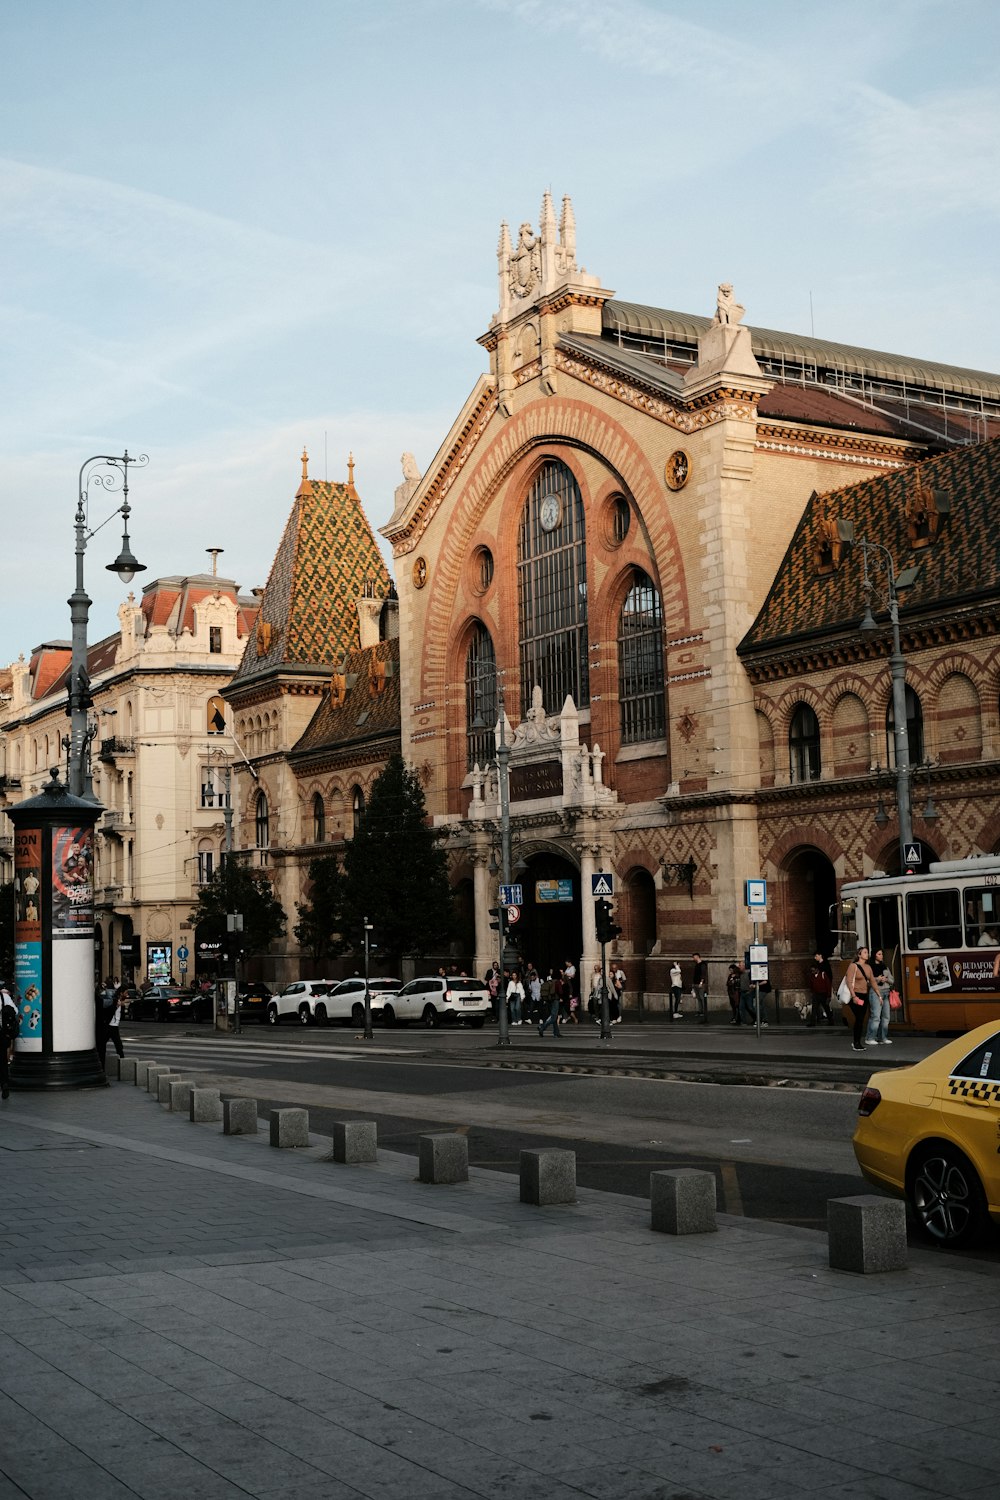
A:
[2,0,999,670]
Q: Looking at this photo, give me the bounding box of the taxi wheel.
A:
[266,1004,280,1027]
[909,1145,988,1248]
[314,1004,327,1026]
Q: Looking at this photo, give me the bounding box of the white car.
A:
[323,977,402,1027]
[382,976,490,1028]
[266,980,336,1027]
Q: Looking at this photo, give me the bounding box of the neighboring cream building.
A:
[0,571,259,986]
[381,192,1000,996]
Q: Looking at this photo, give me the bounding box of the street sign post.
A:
[499,883,523,906]
[506,905,520,925]
[591,872,614,897]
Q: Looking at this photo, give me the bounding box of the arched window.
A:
[255,792,270,852]
[886,685,924,767]
[517,460,589,715]
[789,703,821,782]
[351,786,365,837]
[207,696,226,735]
[465,623,497,770]
[312,793,325,843]
[618,570,665,744]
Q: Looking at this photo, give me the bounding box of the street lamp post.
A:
[69,452,147,798]
[362,917,374,1040]
[847,530,920,872]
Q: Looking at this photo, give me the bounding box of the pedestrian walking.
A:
[726,962,741,1025]
[528,967,542,1024]
[669,960,683,1018]
[691,953,708,1024]
[611,963,625,1025]
[845,946,876,1052]
[506,970,525,1026]
[806,952,833,1027]
[865,948,894,1047]
[738,961,766,1026]
[1,979,19,1100]
[537,971,561,1037]
[106,985,126,1064]
[590,963,605,1022]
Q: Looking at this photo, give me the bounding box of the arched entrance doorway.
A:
[781,847,837,956]
[878,838,941,877]
[513,850,582,980]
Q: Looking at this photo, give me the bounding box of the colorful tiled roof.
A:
[740,435,1000,655]
[291,638,401,759]
[233,453,391,684]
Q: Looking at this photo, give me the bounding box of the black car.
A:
[237,983,272,1023]
[129,986,213,1023]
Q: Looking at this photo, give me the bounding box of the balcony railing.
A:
[99,737,135,761]
[0,833,13,853]
[97,884,124,904]
[102,809,133,831]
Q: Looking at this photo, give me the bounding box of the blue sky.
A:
[3,0,999,669]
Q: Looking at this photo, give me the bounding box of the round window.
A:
[470,546,495,596]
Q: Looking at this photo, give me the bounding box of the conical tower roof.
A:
[232,450,391,684]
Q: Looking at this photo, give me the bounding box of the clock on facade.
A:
[539,493,562,532]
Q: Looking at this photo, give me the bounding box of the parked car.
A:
[322,977,402,1026]
[382,976,490,1029]
[129,986,213,1023]
[266,980,337,1027]
[237,982,272,1024]
[853,1020,1000,1247]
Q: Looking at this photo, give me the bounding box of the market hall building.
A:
[381,193,1000,999]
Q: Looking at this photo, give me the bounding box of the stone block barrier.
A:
[223,1098,258,1136]
[105,1055,120,1081]
[332,1120,378,1164]
[828,1195,908,1274]
[148,1066,174,1097]
[167,1079,195,1113]
[650,1169,718,1235]
[156,1072,180,1105]
[118,1058,137,1084]
[269,1108,309,1149]
[189,1088,223,1123]
[418,1133,468,1184]
[520,1148,576,1206]
[134,1060,156,1089]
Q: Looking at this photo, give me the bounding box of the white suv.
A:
[382,976,490,1029]
[323,977,402,1027]
[266,981,335,1027]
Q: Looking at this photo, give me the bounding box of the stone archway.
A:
[780,846,838,957]
[512,851,582,981]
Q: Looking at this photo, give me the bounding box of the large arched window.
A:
[255,792,270,853]
[618,570,665,744]
[351,786,365,837]
[517,460,588,715]
[312,793,325,843]
[465,623,497,770]
[886,685,924,767]
[789,703,821,783]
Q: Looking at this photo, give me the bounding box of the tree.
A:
[294,855,346,965]
[341,754,454,959]
[188,859,286,960]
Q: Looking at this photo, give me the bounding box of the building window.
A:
[207,695,226,735]
[351,786,365,837]
[209,626,222,654]
[197,846,215,885]
[618,570,665,744]
[517,460,589,716]
[255,792,270,852]
[200,765,230,809]
[465,624,498,770]
[312,793,325,843]
[886,685,924,767]
[789,703,821,782]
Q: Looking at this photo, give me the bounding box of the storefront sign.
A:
[510,759,562,801]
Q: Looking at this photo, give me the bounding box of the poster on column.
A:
[51,825,94,936]
[14,827,44,1049]
[14,944,42,1050]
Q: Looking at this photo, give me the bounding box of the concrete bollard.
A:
[332,1120,378,1164]
[520,1148,576,1206]
[105,1055,121,1081]
[223,1097,259,1136]
[118,1058,137,1084]
[147,1065,174,1096]
[269,1108,309,1149]
[650,1169,718,1235]
[156,1072,180,1105]
[134,1060,156,1089]
[828,1195,908,1274]
[189,1088,223,1123]
[418,1133,469,1184]
[168,1079,195,1113]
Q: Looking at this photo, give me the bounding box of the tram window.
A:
[952,1033,1000,1082]
[964,888,1000,947]
[905,889,962,950]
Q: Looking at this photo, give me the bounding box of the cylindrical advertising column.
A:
[7,769,107,1090]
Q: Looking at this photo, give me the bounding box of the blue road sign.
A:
[499,884,523,906]
[591,872,614,897]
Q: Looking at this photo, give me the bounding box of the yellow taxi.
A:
[853,1021,1000,1248]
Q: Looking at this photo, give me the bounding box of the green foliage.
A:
[341,753,454,958]
[0,882,13,984]
[294,855,346,963]
[188,859,286,955]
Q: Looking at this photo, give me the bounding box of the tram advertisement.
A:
[51,825,94,935]
[917,951,1000,995]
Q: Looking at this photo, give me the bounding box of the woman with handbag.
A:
[865,949,894,1047]
[845,947,876,1052]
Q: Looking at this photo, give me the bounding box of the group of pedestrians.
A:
[840,946,895,1052]
[484,960,626,1037]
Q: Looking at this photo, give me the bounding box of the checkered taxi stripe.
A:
[948,1076,1000,1102]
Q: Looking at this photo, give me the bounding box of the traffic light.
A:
[489,907,501,932]
[595,898,622,945]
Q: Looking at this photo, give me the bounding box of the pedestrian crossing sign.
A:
[591,872,614,896]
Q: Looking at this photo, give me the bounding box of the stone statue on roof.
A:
[714,283,746,326]
[394,453,422,510]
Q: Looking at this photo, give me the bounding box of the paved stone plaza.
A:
[0,1081,998,1499]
